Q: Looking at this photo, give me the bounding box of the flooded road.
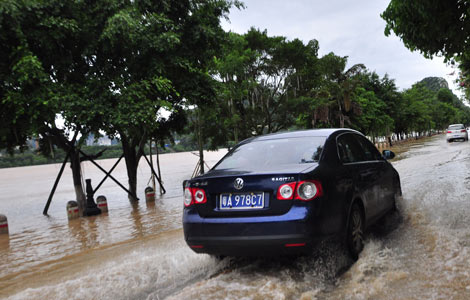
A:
[2,134,470,299]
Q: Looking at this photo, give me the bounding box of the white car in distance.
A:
[446,124,468,142]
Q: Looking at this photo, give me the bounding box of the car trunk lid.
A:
[188,164,317,218]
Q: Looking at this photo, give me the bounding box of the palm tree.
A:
[320,53,366,127]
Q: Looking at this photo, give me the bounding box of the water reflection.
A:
[0,235,9,250]
[145,199,156,210]
[67,215,100,250]
[130,201,144,238]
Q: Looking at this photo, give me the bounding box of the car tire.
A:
[346,203,365,260]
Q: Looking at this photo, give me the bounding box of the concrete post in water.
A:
[145,186,155,202]
[66,201,80,220]
[0,214,8,235]
[83,179,101,216]
[96,195,108,213]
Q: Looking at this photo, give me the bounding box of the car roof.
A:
[244,128,361,143]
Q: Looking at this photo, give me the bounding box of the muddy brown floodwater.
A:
[1,135,470,299]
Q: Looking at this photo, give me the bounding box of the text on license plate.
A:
[220,192,264,210]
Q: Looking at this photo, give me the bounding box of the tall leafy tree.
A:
[317,53,366,128]
[382,1,470,97]
[401,83,435,134]
[358,72,405,138]
[214,29,322,140]
[351,87,393,140]
[382,0,470,60]
[0,0,240,207]
[90,0,239,198]
[0,0,119,212]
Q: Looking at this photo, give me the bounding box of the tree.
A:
[317,53,366,128]
[382,1,470,60]
[436,88,456,105]
[213,29,325,142]
[0,0,118,212]
[241,30,306,136]
[93,0,239,197]
[401,83,435,134]
[0,0,240,207]
[351,87,393,140]
[382,1,470,98]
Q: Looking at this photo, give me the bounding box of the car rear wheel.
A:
[346,203,364,260]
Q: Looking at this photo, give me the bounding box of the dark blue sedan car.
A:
[183,129,401,259]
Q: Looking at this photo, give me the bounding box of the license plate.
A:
[219,192,264,210]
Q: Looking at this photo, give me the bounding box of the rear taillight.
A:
[285,243,306,247]
[447,131,452,133]
[295,180,323,201]
[184,187,207,207]
[276,180,323,201]
[277,182,296,200]
[184,188,193,207]
[194,189,207,204]
[461,129,467,133]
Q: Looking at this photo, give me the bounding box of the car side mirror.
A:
[382,150,395,160]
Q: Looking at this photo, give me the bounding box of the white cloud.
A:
[222,0,461,95]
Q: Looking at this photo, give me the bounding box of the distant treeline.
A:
[0,142,200,169]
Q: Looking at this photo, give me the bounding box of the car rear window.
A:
[448,125,465,130]
[214,136,326,171]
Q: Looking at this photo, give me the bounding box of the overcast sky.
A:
[221,0,461,95]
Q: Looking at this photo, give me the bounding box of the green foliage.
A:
[436,88,455,105]
[351,87,393,137]
[382,1,470,60]
[382,1,470,100]
[212,29,324,142]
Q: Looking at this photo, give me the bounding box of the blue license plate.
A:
[219,192,264,210]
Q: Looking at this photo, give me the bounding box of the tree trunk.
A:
[126,160,138,201]
[339,112,345,128]
[43,128,86,214]
[121,135,139,201]
[70,149,86,215]
[199,146,204,175]
[155,140,163,195]
[197,109,204,174]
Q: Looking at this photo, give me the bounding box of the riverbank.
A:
[379,133,444,161]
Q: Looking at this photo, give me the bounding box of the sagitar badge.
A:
[234,178,244,190]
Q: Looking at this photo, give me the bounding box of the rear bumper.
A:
[183,204,328,256]
[447,133,468,141]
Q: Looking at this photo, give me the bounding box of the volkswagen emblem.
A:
[234,178,244,190]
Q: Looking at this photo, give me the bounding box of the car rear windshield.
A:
[214,136,326,171]
[448,125,465,130]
